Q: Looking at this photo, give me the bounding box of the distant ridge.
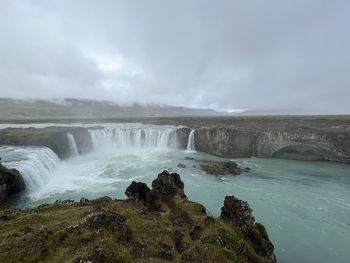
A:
[0,98,228,119]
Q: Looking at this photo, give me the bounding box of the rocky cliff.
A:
[0,127,93,159]
[195,126,350,163]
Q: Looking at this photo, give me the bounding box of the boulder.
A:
[220,196,255,232]
[125,181,150,202]
[150,170,185,199]
[199,161,242,176]
[146,170,186,210]
[0,164,25,204]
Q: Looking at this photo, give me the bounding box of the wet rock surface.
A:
[0,164,25,204]
[199,160,242,176]
[184,157,245,176]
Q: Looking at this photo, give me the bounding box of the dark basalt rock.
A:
[221,196,255,232]
[125,181,150,202]
[199,161,242,176]
[0,164,25,204]
[220,196,276,262]
[150,170,185,199]
[145,170,186,210]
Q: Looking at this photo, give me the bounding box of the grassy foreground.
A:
[0,172,275,263]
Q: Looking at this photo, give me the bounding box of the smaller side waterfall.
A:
[66,133,79,157]
[186,130,196,151]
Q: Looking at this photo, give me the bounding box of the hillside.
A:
[0,98,223,120]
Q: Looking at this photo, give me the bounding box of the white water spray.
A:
[66,133,79,157]
[186,130,196,151]
[0,146,60,192]
[89,127,178,150]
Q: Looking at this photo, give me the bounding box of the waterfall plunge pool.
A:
[0,123,349,263]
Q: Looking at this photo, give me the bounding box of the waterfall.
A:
[88,127,179,150]
[66,133,79,157]
[186,130,196,151]
[0,146,60,192]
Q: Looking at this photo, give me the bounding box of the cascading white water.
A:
[66,133,79,157]
[186,130,196,151]
[89,127,178,150]
[0,146,60,192]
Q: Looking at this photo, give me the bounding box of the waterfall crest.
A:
[186,130,196,151]
[0,146,60,192]
[66,133,79,157]
[89,127,179,150]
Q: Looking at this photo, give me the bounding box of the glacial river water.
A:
[0,123,349,263]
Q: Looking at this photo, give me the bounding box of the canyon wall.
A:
[195,127,350,163]
[0,127,93,159]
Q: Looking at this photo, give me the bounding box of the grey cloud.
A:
[0,0,349,113]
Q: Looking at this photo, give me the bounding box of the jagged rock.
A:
[199,161,242,176]
[150,170,184,199]
[220,196,276,262]
[177,163,186,168]
[248,223,276,262]
[145,170,186,210]
[125,181,150,202]
[0,164,25,204]
[220,196,255,232]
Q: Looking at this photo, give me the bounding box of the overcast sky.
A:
[0,0,349,113]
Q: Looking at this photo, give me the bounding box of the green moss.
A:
[0,196,275,263]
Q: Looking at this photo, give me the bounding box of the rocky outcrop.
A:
[125,181,150,202]
[199,160,242,176]
[0,164,25,204]
[221,196,276,262]
[150,170,185,200]
[0,127,93,159]
[195,127,350,163]
[0,171,276,263]
[221,196,255,232]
